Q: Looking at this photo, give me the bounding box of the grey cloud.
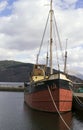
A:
[0,0,83,75]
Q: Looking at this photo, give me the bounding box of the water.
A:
[0,92,83,130]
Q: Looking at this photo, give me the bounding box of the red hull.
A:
[24,88,72,113]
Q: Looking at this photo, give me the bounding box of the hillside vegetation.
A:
[0,60,82,83]
[0,60,33,82]
[0,60,21,70]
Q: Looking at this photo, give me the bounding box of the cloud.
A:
[53,0,78,9]
[0,0,83,77]
[0,0,49,51]
[0,0,8,12]
[63,0,78,4]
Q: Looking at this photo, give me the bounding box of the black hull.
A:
[24,78,73,112]
[24,78,72,94]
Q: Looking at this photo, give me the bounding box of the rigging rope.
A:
[37,13,49,63]
[37,10,65,71]
[53,19,60,71]
[48,86,71,130]
[54,14,65,64]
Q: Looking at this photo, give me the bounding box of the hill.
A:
[0,60,33,82]
[0,60,82,83]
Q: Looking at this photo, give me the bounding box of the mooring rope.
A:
[69,85,83,105]
[48,86,71,130]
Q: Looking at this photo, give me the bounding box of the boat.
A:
[73,93,83,111]
[73,83,83,111]
[24,0,73,113]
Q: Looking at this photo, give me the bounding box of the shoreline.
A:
[0,86,24,92]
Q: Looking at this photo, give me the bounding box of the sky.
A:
[0,0,83,78]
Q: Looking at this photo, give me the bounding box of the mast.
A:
[64,39,68,74]
[50,0,53,74]
[36,54,38,64]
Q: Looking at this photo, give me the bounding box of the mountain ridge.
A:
[0,60,82,83]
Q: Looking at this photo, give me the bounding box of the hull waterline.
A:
[24,78,73,113]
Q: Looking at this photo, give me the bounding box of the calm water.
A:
[0,92,83,130]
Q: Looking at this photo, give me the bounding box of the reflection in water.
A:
[24,104,72,130]
[72,111,83,130]
[0,92,83,130]
[73,111,83,122]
